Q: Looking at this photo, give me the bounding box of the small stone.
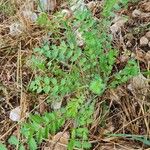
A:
[22,10,38,22]
[132,74,148,90]
[145,31,150,40]
[127,73,149,99]
[39,0,56,11]
[112,15,122,23]
[132,9,141,18]
[110,17,128,34]
[110,24,119,34]
[71,0,87,12]
[131,52,136,58]
[9,107,21,122]
[126,41,132,48]
[9,22,24,36]
[116,18,127,26]
[51,101,62,110]
[127,84,133,91]
[87,1,96,11]
[75,30,84,46]
[140,36,149,46]
[148,42,150,48]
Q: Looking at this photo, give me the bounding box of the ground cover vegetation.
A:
[0,0,150,149]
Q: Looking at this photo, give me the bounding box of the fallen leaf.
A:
[45,132,69,150]
[53,132,70,145]
[127,73,149,98]
[145,51,150,61]
[141,2,150,12]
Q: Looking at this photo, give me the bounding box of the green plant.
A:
[30,9,139,96]
[21,111,65,149]
[17,94,93,150]
[28,0,139,149]
[0,143,7,150]
[0,136,25,150]
[107,134,150,146]
[66,95,94,149]
[68,127,91,150]
[0,1,15,16]
[8,135,25,150]
[109,60,139,88]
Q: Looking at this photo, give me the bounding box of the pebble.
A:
[126,41,132,48]
[71,0,87,12]
[110,18,127,34]
[9,22,24,36]
[110,24,120,34]
[75,30,84,46]
[22,10,38,22]
[132,9,141,18]
[112,15,122,23]
[39,0,56,11]
[87,1,96,10]
[140,36,149,46]
[145,31,150,40]
[131,74,148,91]
[9,107,21,122]
[148,42,150,48]
[51,101,62,110]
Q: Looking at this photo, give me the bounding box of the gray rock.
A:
[145,31,150,40]
[140,36,149,46]
[39,0,56,11]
